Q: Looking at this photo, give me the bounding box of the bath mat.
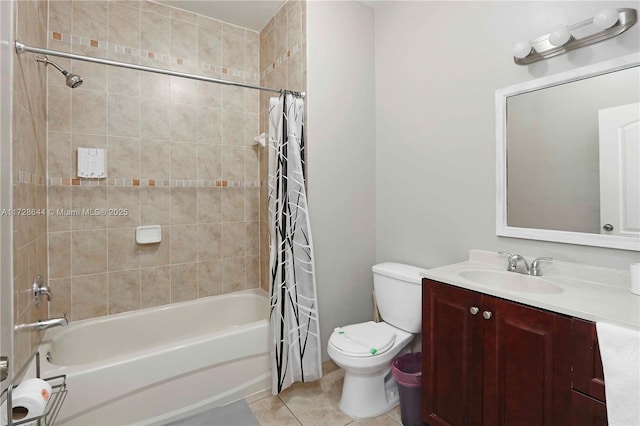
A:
[164,400,260,426]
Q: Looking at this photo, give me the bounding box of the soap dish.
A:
[136,225,161,244]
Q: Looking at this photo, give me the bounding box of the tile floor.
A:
[245,361,403,426]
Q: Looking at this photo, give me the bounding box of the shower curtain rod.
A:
[15,41,305,98]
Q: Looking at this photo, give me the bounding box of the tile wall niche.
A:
[46,0,262,322]
[258,0,308,291]
[12,0,49,371]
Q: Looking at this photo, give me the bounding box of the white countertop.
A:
[421,250,640,330]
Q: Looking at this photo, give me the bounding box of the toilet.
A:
[328,262,424,419]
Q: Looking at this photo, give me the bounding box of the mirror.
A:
[496,53,640,251]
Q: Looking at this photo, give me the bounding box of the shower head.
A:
[65,73,83,89]
[36,57,83,89]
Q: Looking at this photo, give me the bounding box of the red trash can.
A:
[391,352,423,426]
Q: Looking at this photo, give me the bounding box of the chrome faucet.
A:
[498,252,553,276]
[499,252,529,273]
[15,315,68,332]
[529,257,553,276]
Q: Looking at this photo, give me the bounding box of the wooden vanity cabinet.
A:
[422,278,573,426]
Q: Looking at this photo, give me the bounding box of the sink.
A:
[459,270,564,294]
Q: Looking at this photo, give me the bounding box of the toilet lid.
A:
[329,322,396,357]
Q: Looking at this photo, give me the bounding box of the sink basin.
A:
[459,270,564,294]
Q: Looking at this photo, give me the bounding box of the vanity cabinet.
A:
[422,278,573,426]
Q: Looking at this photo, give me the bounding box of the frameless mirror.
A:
[496,54,640,251]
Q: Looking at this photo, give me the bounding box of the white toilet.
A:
[327,262,424,419]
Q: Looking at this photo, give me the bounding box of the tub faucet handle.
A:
[33,274,51,306]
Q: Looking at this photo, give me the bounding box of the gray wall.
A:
[306,1,376,360]
[375,1,640,271]
[306,1,640,360]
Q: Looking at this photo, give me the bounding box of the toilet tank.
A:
[372,262,425,333]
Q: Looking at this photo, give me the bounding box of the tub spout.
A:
[36,316,68,330]
[15,315,68,332]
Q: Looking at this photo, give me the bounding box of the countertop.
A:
[421,250,640,330]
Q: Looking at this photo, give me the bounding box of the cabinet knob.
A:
[483,311,492,320]
[470,306,479,315]
[602,224,614,232]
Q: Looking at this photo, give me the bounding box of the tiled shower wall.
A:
[12,0,49,370]
[46,0,262,321]
[258,0,307,291]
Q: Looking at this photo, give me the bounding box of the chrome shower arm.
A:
[36,57,67,75]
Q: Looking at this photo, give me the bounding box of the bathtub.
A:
[37,289,270,425]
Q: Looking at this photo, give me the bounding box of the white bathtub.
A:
[38,289,270,425]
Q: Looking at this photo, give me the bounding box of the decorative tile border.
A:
[49,30,303,90]
[261,42,303,80]
[47,176,264,188]
[16,171,46,186]
[50,31,261,82]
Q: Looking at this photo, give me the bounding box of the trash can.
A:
[391,352,422,426]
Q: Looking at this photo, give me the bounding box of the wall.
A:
[375,1,640,271]
[12,0,49,372]
[306,1,376,360]
[46,0,261,322]
[259,0,307,291]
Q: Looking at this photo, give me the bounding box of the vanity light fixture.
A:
[512,8,637,65]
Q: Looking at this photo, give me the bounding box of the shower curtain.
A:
[268,94,322,394]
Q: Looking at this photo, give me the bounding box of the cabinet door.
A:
[483,298,572,426]
[571,391,608,426]
[572,319,606,402]
[422,279,483,426]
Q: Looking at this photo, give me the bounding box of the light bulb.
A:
[512,41,533,59]
[593,9,619,30]
[548,26,572,47]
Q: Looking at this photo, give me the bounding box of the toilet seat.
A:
[329,322,396,357]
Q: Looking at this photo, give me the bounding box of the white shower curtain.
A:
[268,94,322,394]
